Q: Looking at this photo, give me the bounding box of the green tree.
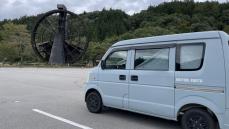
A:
[1,1,229,65]
[0,22,36,63]
[190,23,213,32]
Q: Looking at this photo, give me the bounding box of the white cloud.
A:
[0,0,227,20]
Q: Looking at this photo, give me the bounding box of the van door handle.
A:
[119,75,126,80]
[131,75,138,81]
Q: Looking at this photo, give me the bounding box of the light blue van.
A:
[84,31,229,129]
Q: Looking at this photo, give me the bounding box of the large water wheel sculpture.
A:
[31,4,89,65]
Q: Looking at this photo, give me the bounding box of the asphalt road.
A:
[0,68,180,129]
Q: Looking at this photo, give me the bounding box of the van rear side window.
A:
[176,44,205,71]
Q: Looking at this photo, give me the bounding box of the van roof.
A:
[112,31,228,47]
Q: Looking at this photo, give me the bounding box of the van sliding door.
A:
[128,47,175,118]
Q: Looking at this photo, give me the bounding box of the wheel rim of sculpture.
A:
[31,9,89,64]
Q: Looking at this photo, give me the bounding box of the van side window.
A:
[134,48,169,71]
[176,44,205,71]
[104,51,127,69]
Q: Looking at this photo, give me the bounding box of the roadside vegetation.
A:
[1,0,229,66]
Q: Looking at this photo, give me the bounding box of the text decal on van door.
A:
[176,78,203,83]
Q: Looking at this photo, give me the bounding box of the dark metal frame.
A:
[31,6,89,64]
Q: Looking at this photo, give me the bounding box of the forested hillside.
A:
[0,1,229,65]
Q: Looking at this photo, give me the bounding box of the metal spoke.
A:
[36,41,49,45]
[39,23,54,34]
[44,18,57,33]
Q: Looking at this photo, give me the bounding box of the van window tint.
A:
[134,48,169,70]
[176,44,204,71]
[105,51,127,69]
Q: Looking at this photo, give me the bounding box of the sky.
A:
[0,0,227,20]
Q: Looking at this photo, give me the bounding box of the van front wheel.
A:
[86,91,103,113]
[181,109,216,129]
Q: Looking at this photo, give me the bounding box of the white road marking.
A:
[33,109,93,129]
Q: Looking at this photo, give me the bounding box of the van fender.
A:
[175,96,223,124]
[84,82,104,99]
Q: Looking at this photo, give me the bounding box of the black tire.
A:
[181,108,216,129]
[86,91,103,113]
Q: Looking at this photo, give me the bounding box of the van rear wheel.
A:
[86,91,103,113]
[181,108,216,129]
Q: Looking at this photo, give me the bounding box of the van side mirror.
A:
[101,60,106,69]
